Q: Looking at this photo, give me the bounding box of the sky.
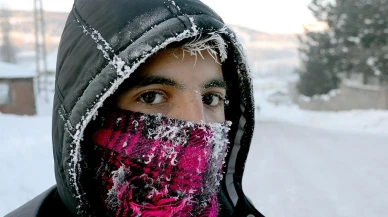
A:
[2,0,317,34]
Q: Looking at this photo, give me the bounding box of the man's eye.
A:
[139,91,165,104]
[202,94,224,107]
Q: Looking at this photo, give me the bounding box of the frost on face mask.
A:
[85,108,231,217]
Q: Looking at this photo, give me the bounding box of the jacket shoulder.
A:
[5,186,64,217]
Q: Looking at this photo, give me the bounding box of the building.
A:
[0,62,36,115]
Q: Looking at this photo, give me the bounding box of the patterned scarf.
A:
[84,108,231,217]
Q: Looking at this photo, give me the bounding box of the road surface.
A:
[244,120,388,217]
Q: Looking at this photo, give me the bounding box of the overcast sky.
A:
[3,0,316,34]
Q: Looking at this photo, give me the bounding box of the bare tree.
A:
[0,6,16,63]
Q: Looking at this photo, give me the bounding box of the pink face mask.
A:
[85,108,231,217]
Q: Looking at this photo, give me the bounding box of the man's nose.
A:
[170,92,205,123]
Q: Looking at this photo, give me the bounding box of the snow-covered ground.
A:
[244,120,388,217]
[0,114,55,214]
[257,98,388,135]
[253,77,388,135]
[1,85,388,216]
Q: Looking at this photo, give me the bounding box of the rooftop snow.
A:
[0,62,36,79]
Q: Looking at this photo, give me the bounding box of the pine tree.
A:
[328,0,388,84]
[297,30,340,96]
[297,0,388,96]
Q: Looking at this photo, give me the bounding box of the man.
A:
[6,0,264,216]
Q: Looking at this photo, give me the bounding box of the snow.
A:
[367,56,376,66]
[244,120,388,217]
[364,19,373,25]
[0,62,36,79]
[347,36,361,44]
[298,89,341,102]
[260,104,388,135]
[255,85,388,136]
[0,113,54,214]
[366,56,382,76]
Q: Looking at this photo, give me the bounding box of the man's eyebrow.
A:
[132,75,183,89]
[203,79,227,90]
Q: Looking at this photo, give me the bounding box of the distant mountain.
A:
[8,11,300,76]
[228,24,300,77]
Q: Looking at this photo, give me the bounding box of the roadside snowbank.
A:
[255,94,388,136]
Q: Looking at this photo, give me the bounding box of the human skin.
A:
[117,48,227,123]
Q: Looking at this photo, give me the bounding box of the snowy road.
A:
[244,120,388,217]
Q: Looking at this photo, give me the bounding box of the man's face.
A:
[117,48,226,123]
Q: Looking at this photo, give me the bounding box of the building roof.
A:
[0,62,36,79]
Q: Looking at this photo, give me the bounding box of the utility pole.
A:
[0,6,16,63]
[34,0,48,99]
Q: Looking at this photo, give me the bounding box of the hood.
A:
[52,0,261,216]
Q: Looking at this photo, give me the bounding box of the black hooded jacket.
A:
[6,1,264,216]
